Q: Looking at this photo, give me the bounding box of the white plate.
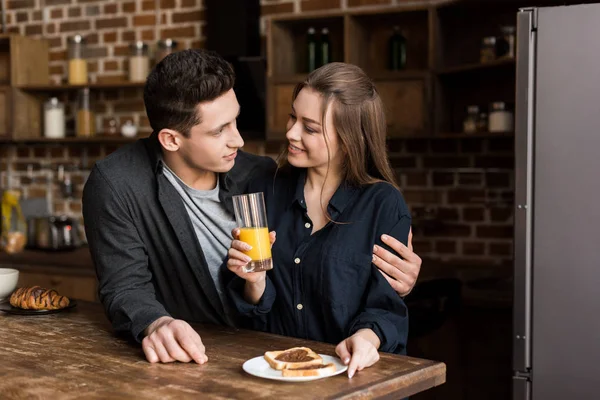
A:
[242,354,348,382]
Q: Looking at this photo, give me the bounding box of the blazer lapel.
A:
[156,174,226,322]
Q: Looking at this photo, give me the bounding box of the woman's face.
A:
[285,88,343,171]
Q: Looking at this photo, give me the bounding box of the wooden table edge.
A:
[333,361,447,399]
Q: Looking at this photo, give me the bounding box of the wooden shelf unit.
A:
[16,81,146,92]
[0,135,142,144]
[266,1,525,140]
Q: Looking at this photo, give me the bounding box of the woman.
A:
[227,63,410,378]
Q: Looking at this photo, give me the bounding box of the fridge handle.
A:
[513,8,536,374]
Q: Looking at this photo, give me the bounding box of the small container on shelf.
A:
[480,36,497,63]
[129,41,150,82]
[388,26,407,71]
[121,120,138,138]
[155,39,178,64]
[76,88,96,137]
[497,26,516,59]
[463,105,480,134]
[43,97,66,139]
[489,101,514,132]
[68,35,88,85]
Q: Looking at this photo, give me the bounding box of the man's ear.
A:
[157,129,181,152]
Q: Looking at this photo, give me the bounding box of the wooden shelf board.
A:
[436,59,516,76]
[435,131,514,138]
[349,4,432,16]
[16,81,146,91]
[269,74,307,84]
[268,10,345,23]
[0,135,141,144]
[370,70,430,81]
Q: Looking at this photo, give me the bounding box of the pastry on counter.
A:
[9,286,70,310]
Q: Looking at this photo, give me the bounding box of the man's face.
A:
[178,89,245,174]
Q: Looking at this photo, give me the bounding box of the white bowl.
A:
[0,268,19,302]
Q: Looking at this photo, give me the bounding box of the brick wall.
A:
[3,0,205,135]
[0,0,515,266]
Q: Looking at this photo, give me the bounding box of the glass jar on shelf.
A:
[76,88,96,137]
[480,36,497,63]
[489,101,514,132]
[43,97,66,139]
[129,41,150,82]
[463,105,480,134]
[155,39,178,64]
[68,35,88,85]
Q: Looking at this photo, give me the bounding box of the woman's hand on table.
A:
[372,227,422,297]
[336,329,381,378]
[142,316,207,364]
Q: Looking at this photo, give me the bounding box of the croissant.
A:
[9,286,70,310]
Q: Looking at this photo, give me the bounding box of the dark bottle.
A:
[320,27,332,66]
[388,26,407,70]
[307,27,317,72]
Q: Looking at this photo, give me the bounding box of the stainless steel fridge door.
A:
[513,7,536,376]
[531,4,600,399]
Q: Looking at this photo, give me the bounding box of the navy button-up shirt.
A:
[228,166,410,354]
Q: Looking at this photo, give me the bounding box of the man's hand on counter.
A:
[142,316,208,364]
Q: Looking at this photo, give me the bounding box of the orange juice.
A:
[239,227,271,261]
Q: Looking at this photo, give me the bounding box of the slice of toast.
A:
[281,362,337,377]
[264,347,323,370]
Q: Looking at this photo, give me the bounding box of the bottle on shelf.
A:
[320,28,331,67]
[76,88,96,137]
[129,41,150,82]
[388,26,407,71]
[477,112,488,133]
[307,27,317,73]
[463,105,480,134]
[67,35,88,85]
[43,97,65,139]
[497,26,516,59]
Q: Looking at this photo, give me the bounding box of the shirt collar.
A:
[146,131,232,191]
[291,168,359,217]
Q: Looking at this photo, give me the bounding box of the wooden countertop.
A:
[0,302,446,399]
[0,247,94,275]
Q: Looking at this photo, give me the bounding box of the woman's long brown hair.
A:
[278,62,399,192]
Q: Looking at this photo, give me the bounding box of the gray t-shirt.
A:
[162,165,237,325]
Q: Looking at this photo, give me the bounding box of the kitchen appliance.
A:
[26,216,82,251]
[513,4,600,399]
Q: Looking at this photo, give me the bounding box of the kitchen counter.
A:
[0,247,94,275]
[0,302,446,399]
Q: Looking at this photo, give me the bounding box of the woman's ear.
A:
[157,129,181,152]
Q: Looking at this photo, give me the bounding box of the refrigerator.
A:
[513,3,600,400]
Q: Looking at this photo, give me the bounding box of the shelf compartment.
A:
[346,9,430,75]
[268,15,345,77]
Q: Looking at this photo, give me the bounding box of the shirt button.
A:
[297,304,303,310]
[294,258,301,264]
[305,222,311,229]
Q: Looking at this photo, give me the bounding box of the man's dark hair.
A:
[143,49,235,137]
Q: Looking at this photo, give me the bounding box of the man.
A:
[82,49,422,365]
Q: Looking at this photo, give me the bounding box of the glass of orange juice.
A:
[232,192,273,272]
